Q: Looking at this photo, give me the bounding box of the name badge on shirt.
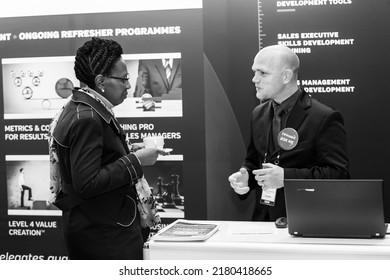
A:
[260,188,276,206]
[277,128,299,150]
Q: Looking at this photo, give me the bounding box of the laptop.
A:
[284,179,387,238]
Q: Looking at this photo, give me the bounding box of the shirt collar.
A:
[162,58,173,68]
[274,88,302,115]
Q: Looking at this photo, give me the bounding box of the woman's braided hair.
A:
[74,37,123,88]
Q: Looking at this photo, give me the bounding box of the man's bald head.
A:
[257,45,300,80]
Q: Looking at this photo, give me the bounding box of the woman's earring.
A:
[101,88,105,93]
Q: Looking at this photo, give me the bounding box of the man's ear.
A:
[283,69,294,84]
[95,74,105,93]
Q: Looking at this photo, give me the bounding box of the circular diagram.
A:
[55,78,74,98]
[22,86,33,99]
[14,77,23,87]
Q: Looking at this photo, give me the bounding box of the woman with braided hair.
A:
[49,37,166,259]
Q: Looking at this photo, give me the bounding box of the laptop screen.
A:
[284,179,386,238]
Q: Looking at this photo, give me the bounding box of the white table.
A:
[144,221,390,260]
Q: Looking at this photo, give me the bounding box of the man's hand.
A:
[228,168,250,195]
[252,163,284,190]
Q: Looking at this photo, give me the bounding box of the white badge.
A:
[260,188,276,206]
[277,128,299,150]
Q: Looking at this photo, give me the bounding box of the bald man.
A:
[228,45,350,221]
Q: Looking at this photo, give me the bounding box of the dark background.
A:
[203,0,390,222]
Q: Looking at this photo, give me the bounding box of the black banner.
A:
[0,8,204,259]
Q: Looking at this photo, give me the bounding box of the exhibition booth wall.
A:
[0,0,389,259]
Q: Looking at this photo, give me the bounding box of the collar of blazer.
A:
[252,89,312,157]
[285,89,312,129]
[158,60,180,87]
[72,90,129,152]
[71,89,124,137]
